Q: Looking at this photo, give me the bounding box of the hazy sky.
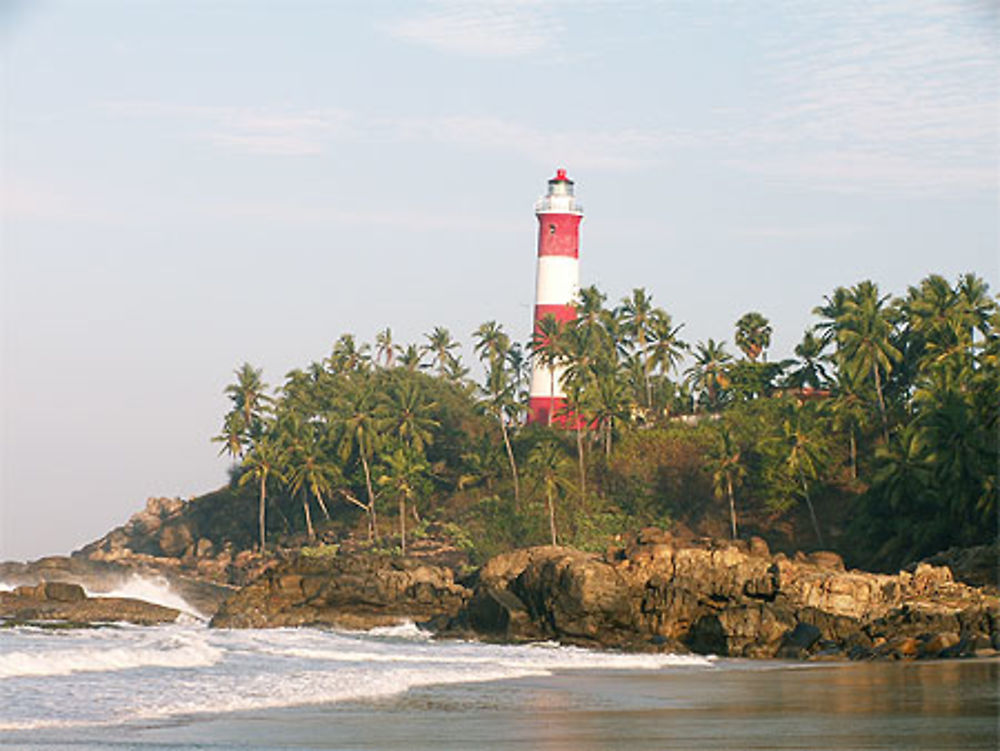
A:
[1,1,997,561]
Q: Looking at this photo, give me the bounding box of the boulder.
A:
[776,622,822,659]
[210,553,470,630]
[1,581,179,625]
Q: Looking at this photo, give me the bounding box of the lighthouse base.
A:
[528,396,588,429]
[528,396,566,426]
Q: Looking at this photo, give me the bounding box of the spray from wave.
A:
[85,574,204,618]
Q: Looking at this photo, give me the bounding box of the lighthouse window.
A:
[548,224,556,235]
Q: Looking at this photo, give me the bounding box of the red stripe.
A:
[528,397,587,428]
[534,304,575,325]
[536,214,582,258]
[528,397,566,425]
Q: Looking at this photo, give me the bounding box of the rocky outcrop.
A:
[0,582,180,626]
[210,553,470,630]
[0,555,235,617]
[917,544,998,591]
[451,530,999,660]
[76,495,271,586]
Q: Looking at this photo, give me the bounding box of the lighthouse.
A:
[528,168,583,425]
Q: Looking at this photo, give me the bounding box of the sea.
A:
[0,577,996,751]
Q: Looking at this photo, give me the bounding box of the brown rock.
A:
[210,553,470,630]
[1,586,179,625]
[158,524,194,557]
[456,537,999,660]
[921,632,960,656]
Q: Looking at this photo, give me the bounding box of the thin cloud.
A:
[102,101,357,156]
[385,1,562,58]
[103,99,686,171]
[203,200,521,234]
[0,179,122,224]
[730,0,998,194]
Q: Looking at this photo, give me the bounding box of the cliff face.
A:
[455,530,998,659]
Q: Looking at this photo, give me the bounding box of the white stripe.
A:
[534,255,579,307]
[530,362,567,399]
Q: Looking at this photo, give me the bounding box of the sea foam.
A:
[0,631,221,679]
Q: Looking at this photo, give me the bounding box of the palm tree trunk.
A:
[302,490,315,541]
[576,424,586,501]
[258,475,267,552]
[872,363,889,441]
[548,370,555,427]
[849,429,857,480]
[727,475,738,539]
[642,342,652,409]
[605,419,612,457]
[399,495,407,554]
[798,470,823,546]
[314,488,331,521]
[361,452,378,541]
[500,419,520,510]
[546,483,557,546]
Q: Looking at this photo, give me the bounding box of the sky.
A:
[1,0,997,561]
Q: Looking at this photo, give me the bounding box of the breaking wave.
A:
[0,631,221,679]
[0,621,716,732]
[85,574,203,617]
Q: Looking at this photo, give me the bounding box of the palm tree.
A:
[734,312,773,362]
[955,273,997,346]
[382,379,439,454]
[224,363,272,442]
[525,439,574,546]
[398,343,423,371]
[328,334,371,373]
[422,326,460,378]
[377,447,427,555]
[559,323,600,497]
[530,314,565,426]
[618,288,657,406]
[647,311,687,378]
[870,423,932,515]
[813,286,851,350]
[838,281,901,440]
[282,417,336,540]
[785,331,830,390]
[829,372,867,480]
[590,360,629,455]
[684,339,732,411]
[917,389,993,527]
[473,321,510,368]
[474,322,521,507]
[375,328,395,368]
[238,432,287,551]
[707,425,746,539]
[213,410,247,464]
[772,401,828,545]
[335,379,382,540]
[506,342,529,404]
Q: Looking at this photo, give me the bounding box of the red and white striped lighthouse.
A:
[529,168,583,425]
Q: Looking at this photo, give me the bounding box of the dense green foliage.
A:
[214,273,998,570]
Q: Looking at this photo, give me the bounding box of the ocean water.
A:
[0,578,996,750]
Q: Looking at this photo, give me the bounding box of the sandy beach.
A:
[9,654,996,751]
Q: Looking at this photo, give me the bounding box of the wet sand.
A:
[12,658,998,750]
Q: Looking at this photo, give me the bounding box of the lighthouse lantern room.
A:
[528,169,583,426]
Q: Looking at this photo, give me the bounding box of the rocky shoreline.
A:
[3,497,996,661]
[208,530,998,662]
